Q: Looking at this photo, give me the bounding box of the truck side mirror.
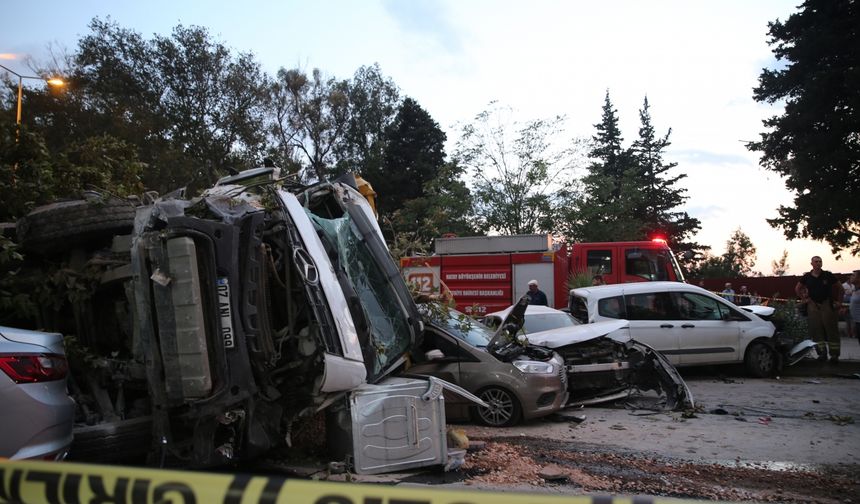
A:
[425,349,445,360]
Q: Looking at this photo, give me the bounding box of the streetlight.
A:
[0,63,65,125]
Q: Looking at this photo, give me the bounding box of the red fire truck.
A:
[400,234,685,315]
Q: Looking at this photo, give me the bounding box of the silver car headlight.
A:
[513,360,554,374]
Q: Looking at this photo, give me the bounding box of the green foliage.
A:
[574,92,700,252]
[0,236,37,324]
[749,0,860,256]
[566,271,594,290]
[10,18,271,194]
[369,98,447,214]
[770,299,808,344]
[0,125,144,221]
[386,161,478,256]
[771,250,790,276]
[270,67,350,182]
[690,228,758,278]
[455,102,582,236]
[332,64,401,179]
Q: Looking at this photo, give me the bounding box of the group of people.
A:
[720,283,761,306]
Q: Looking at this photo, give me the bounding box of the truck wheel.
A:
[69,416,152,464]
[744,342,777,378]
[16,197,136,256]
[473,387,522,427]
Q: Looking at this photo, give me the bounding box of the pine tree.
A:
[630,96,701,244]
[576,91,642,242]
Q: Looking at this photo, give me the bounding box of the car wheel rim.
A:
[756,347,773,373]
[478,389,513,426]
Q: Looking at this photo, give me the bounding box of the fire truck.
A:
[400,234,685,315]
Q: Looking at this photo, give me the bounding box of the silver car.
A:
[0,326,75,460]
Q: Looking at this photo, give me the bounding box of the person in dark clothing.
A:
[796,256,843,363]
[526,279,548,306]
[737,285,751,306]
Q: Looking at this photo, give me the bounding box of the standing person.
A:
[749,289,762,306]
[592,274,606,286]
[843,273,856,340]
[850,271,860,343]
[721,283,735,303]
[737,285,751,306]
[526,279,548,306]
[796,256,843,363]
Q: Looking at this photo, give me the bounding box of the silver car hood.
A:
[525,319,630,349]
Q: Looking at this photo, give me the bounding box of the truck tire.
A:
[69,416,152,464]
[16,198,136,256]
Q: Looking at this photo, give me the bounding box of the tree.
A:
[630,97,701,244]
[332,64,401,178]
[749,0,860,256]
[269,68,349,181]
[387,161,477,257]
[455,103,581,235]
[771,250,790,276]
[0,125,144,222]
[365,97,446,214]
[4,18,273,193]
[575,93,701,253]
[688,228,758,278]
[723,228,758,277]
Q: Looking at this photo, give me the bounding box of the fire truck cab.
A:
[401,235,684,315]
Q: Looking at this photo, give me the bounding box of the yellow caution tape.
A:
[0,459,700,504]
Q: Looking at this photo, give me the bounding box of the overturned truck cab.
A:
[17,169,473,472]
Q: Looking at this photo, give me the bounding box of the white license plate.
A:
[217,277,235,349]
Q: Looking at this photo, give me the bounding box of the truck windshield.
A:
[309,213,412,376]
[626,248,683,281]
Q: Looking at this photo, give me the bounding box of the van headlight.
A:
[513,360,554,374]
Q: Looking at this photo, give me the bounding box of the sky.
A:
[3,0,857,276]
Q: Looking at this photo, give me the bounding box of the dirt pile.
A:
[463,437,859,503]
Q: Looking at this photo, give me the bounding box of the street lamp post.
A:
[0,63,65,125]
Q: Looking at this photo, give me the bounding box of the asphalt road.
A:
[460,372,860,468]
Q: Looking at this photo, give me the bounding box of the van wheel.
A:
[745,342,777,378]
[473,387,521,427]
[16,197,136,256]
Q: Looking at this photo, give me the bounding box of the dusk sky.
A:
[3,0,857,275]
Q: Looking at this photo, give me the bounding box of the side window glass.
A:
[624,292,675,320]
[598,296,625,319]
[586,249,612,274]
[673,293,722,321]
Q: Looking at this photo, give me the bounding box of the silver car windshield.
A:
[309,212,412,375]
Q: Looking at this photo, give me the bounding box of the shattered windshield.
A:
[308,212,411,375]
[439,310,493,348]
